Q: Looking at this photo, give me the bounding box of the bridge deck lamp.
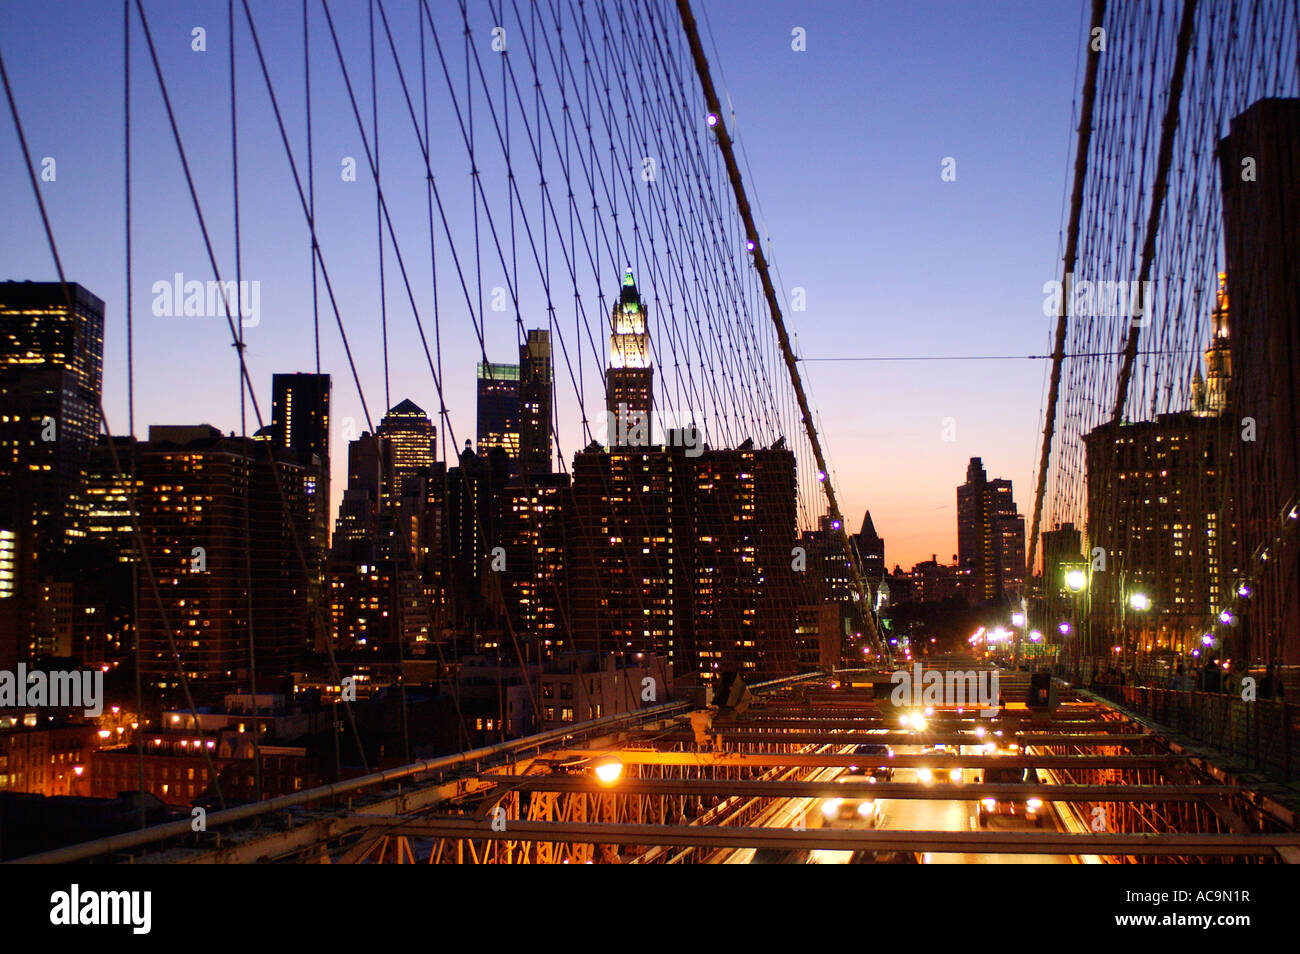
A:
[593,757,624,785]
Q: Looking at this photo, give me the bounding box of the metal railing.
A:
[1088,683,1296,783]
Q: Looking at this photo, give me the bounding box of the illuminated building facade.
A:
[519,330,553,475]
[502,473,571,654]
[570,440,799,683]
[136,429,315,702]
[606,268,653,445]
[1084,414,1232,655]
[0,282,105,662]
[477,363,521,468]
[376,399,436,504]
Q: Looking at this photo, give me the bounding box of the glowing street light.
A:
[1011,612,1026,627]
[593,757,624,785]
[1058,622,1071,635]
[1029,630,1043,642]
[1064,568,1088,593]
[1128,592,1151,612]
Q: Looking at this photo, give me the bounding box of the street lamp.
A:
[1062,565,1089,677]
[593,757,624,785]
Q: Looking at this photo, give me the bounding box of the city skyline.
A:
[0,0,1085,571]
[1,0,1297,878]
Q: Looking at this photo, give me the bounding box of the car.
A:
[916,744,964,785]
[849,742,895,781]
[977,766,1046,827]
[820,772,884,828]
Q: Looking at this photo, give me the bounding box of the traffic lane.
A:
[875,763,1075,864]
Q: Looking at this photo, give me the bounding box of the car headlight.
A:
[982,797,996,809]
[974,726,986,738]
[822,798,842,816]
[949,768,963,783]
[1027,798,1042,810]
[917,768,932,783]
[857,801,875,817]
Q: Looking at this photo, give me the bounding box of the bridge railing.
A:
[1088,684,1296,783]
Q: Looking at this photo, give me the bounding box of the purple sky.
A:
[0,0,1084,570]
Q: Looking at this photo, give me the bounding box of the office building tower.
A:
[502,473,571,654]
[606,268,653,446]
[519,330,554,475]
[851,511,886,584]
[476,364,521,467]
[136,428,315,702]
[957,457,1026,603]
[376,399,436,504]
[1084,413,1231,656]
[0,281,105,662]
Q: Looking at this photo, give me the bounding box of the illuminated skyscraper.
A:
[502,473,571,653]
[476,363,521,466]
[136,429,315,702]
[519,330,554,475]
[376,399,436,503]
[606,268,653,446]
[0,281,105,662]
[272,373,331,630]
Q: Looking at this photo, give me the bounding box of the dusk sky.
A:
[0,0,1084,571]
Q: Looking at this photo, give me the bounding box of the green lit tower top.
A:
[606,267,653,445]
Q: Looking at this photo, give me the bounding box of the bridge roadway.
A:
[11,657,1300,864]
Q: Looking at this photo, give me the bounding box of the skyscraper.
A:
[0,281,105,662]
[569,439,799,683]
[606,268,652,446]
[476,363,521,467]
[376,399,437,503]
[272,373,331,629]
[957,457,1026,603]
[519,330,554,475]
[136,428,315,701]
[851,511,886,584]
[502,473,571,653]
[1083,414,1231,656]
[271,373,331,471]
